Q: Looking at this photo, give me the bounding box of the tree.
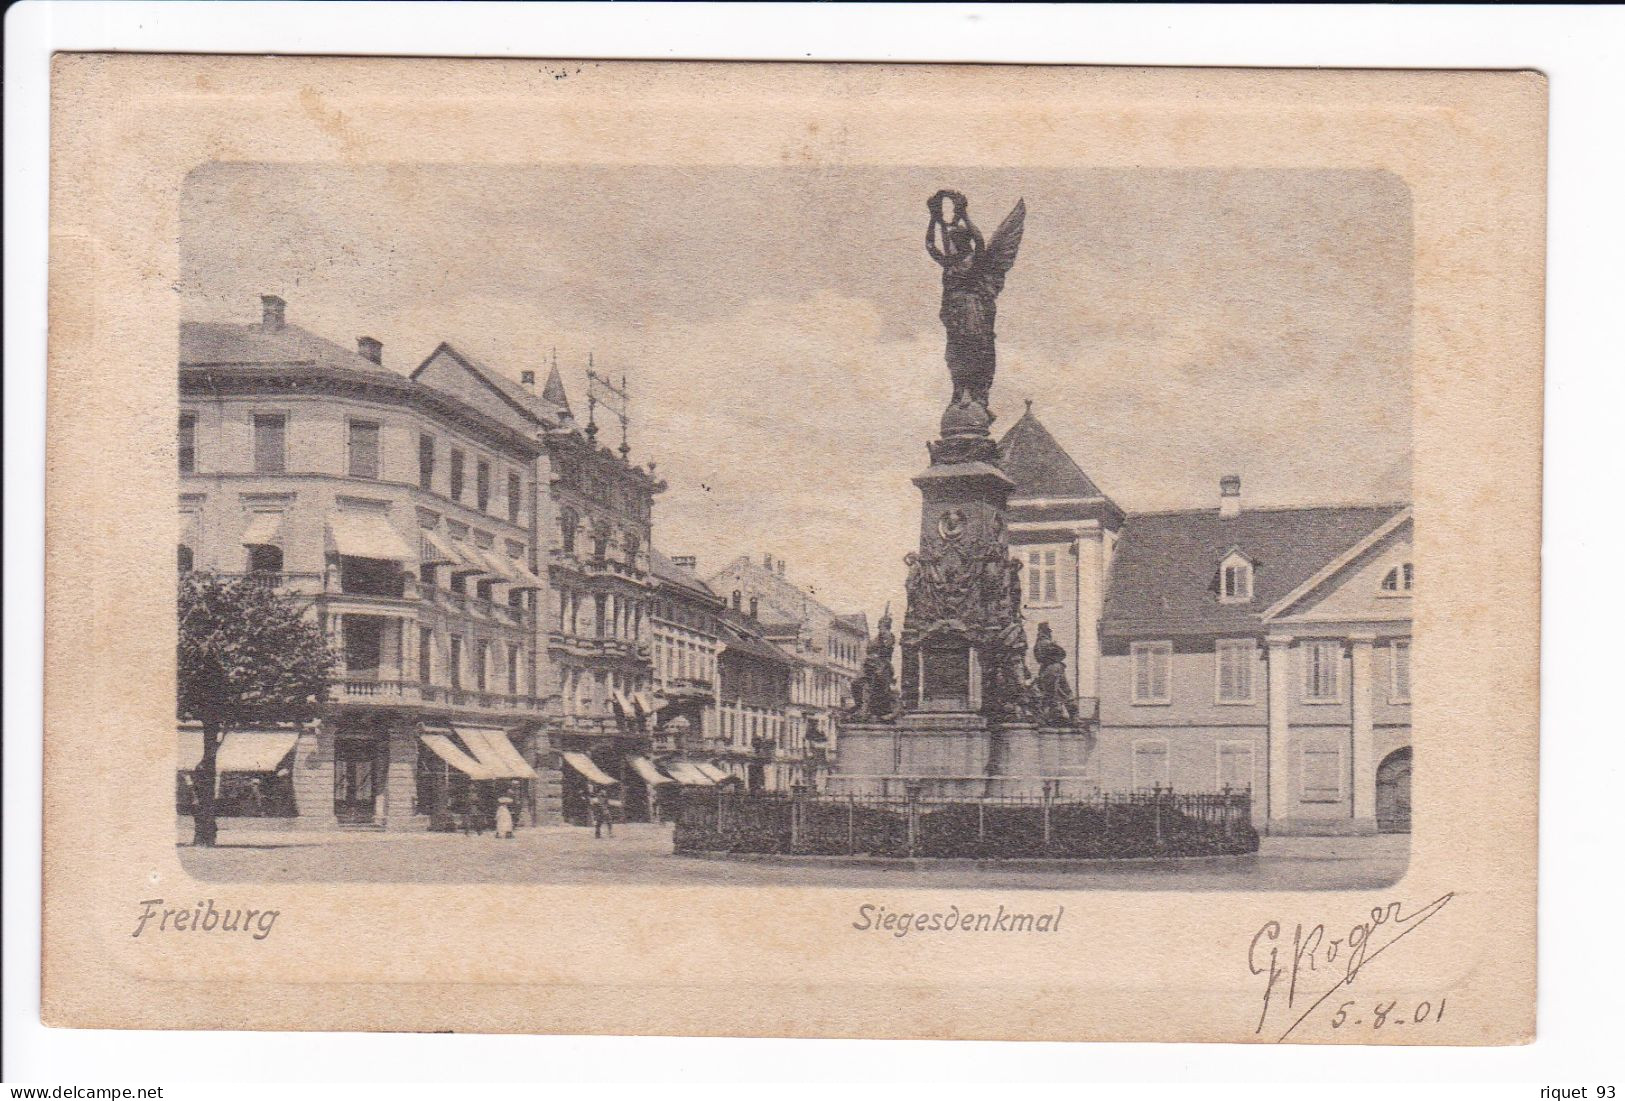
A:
[178,573,334,846]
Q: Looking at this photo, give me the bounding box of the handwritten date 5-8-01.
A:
[1331,997,1446,1032]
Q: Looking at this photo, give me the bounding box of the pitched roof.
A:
[541,364,573,417]
[716,614,796,666]
[834,612,870,637]
[1100,504,1407,637]
[649,548,718,602]
[413,342,570,427]
[179,320,399,379]
[997,408,1108,501]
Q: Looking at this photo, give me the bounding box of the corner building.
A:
[178,297,547,831]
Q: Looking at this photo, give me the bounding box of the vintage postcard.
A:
[43,56,1543,1042]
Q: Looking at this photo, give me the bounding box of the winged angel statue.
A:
[925,190,1027,410]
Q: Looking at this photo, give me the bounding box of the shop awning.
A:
[178,730,203,771]
[418,528,460,566]
[612,690,639,721]
[627,755,675,787]
[444,540,488,577]
[660,760,715,786]
[453,725,538,780]
[176,729,298,773]
[633,692,657,719]
[694,762,733,785]
[218,731,299,772]
[498,552,545,590]
[420,732,498,780]
[240,511,284,546]
[561,751,619,787]
[327,511,414,562]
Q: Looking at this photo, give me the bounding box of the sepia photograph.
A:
[173,163,1413,891]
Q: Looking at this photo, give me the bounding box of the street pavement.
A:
[177,821,1410,890]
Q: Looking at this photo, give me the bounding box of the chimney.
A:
[260,294,286,331]
[356,336,383,365]
[672,555,697,571]
[521,370,536,387]
[1219,475,1242,519]
[762,552,774,570]
[776,558,786,577]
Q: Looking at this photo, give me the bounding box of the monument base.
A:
[829,715,1096,800]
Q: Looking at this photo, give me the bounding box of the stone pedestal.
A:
[895,711,990,777]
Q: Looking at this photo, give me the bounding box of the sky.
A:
[180,164,1411,622]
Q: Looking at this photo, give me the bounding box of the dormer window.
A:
[1381,562,1414,593]
[1218,551,1253,603]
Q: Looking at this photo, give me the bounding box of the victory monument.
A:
[831,190,1095,798]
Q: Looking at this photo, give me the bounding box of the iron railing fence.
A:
[673,788,1258,860]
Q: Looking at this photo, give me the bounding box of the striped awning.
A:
[660,760,715,786]
[420,731,498,780]
[627,755,675,786]
[452,725,538,780]
[694,762,733,785]
[327,511,414,562]
[176,729,299,773]
[560,751,619,787]
[241,511,283,546]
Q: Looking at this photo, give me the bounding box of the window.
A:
[247,544,283,574]
[560,509,577,553]
[475,641,490,690]
[1132,740,1169,792]
[1215,640,1255,703]
[178,414,197,474]
[449,636,463,689]
[507,472,522,523]
[177,544,194,573]
[1221,560,1253,602]
[1390,639,1412,703]
[418,435,435,490]
[252,414,286,474]
[1024,550,1058,603]
[1217,742,1254,792]
[595,595,607,638]
[1131,641,1172,704]
[348,420,380,480]
[508,645,520,694]
[476,460,491,511]
[1302,640,1342,702]
[1381,562,1414,593]
[450,449,465,501]
[624,530,640,562]
[418,630,433,685]
[1301,746,1344,802]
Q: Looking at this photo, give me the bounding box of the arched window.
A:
[559,508,577,554]
[1381,562,1414,593]
[178,544,194,573]
[624,531,641,562]
[732,590,742,612]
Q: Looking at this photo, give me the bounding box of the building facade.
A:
[998,407,1413,835]
[706,553,866,783]
[648,551,726,755]
[178,296,547,831]
[411,343,664,824]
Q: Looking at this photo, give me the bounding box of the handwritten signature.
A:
[1248,891,1454,1042]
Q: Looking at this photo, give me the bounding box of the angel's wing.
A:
[982,198,1026,275]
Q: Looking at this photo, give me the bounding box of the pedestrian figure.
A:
[495,795,515,839]
[591,787,614,838]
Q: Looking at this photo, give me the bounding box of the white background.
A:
[5,2,1622,1088]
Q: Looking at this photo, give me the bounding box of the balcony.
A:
[546,631,651,662]
[332,676,547,715]
[659,676,714,699]
[213,571,533,630]
[547,549,647,584]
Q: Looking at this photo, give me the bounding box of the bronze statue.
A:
[925,190,1027,411]
[851,605,900,721]
[1031,622,1078,726]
